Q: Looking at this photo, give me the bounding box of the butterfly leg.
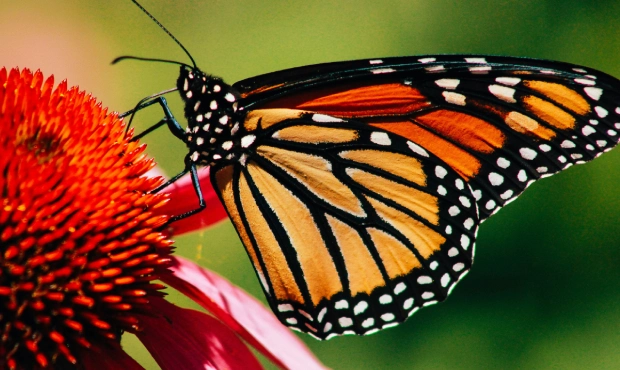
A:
[121,94,185,142]
[152,161,206,223]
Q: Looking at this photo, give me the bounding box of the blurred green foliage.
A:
[2,1,619,369]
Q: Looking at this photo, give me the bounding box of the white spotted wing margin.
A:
[211,111,481,340]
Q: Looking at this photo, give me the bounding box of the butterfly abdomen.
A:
[178,66,245,166]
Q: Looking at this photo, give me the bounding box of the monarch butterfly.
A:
[122,1,620,340]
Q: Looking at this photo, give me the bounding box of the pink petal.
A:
[156,167,229,235]
[136,297,263,370]
[76,342,144,370]
[162,256,326,370]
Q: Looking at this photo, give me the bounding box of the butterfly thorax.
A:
[178,66,244,167]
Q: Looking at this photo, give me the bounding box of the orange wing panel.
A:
[370,120,481,179]
[262,83,431,117]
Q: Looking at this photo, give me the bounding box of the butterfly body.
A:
[159,55,620,340]
[178,67,246,167]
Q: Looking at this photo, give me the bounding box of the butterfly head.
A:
[178,66,244,167]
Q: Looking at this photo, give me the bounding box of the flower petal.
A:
[76,343,144,370]
[157,167,229,234]
[162,256,325,370]
[136,297,263,370]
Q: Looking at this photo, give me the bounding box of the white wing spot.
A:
[286,318,298,325]
[440,274,451,288]
[584,87,603,100]
[443,91,466,106]
[560,140,576,149]
[210,100,218,110]
[417,276,433,285]
[183,78,189,90]
[381,313,395,322]
[469,66,492,74]
[459,196,471,208]
[597,140,607,147]
[221,141,233,150]
[379,294,393,304]
[362,318,375,328]
[574,78,596,86]
[213,85,221,92]
[312,114,343,123]
[446,225,452,235]
[463,218,474,230]
[448,247,459,257]
[425,65,445,72]
[394,282,406,295]
[435,78,460,89]
[453,263,465,272]
[241,135,257,148]
[225,93,236,102]
[461,235,470,249]
[501,189,514,200]
[595,106,608,118]
[539,144,552,152]
[219,115,229,125]
[435,166,448,179]
[371,68,396,74]
[496,77,521,86]
[185,91,193,99]
[354,301,369,315]
[196,137,205,146]
[486,199,496,210]
[517,169,527,182]
[520,147,537,160]
[418,57,436,63]
[278,304,294,312]
[449,205,461,216]
[369,59,383,64]
[403,298,414,310]
[465,57,488,63]
[582,125,596,136]
[339,317,353,327]
[489,84,516,103]
[455,178,464,190]
[335,300,349,309]
[317,307,327,322]
[370,132,391,145]
[472,189,482,200]
[407,141,429,157]
[437,185,447,196]
[537,166,549,173]
[488,172,504,186]
[607,129,617,136]
[430,261,439,270]
[422,292,435,299]
[497,157,510,168]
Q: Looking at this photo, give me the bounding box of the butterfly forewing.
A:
[235,55,620,220]
[211,109,479,339]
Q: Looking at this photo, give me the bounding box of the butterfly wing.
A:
[235,55,620,220]
[213,55,620,339]
[211,110,478,339]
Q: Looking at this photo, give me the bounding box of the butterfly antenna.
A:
[129,0,197,69]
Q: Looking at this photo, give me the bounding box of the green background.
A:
[2,1,619,369]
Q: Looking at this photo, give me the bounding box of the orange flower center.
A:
[0,68,173,369]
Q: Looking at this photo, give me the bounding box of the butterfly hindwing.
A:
[212,109,480,339]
